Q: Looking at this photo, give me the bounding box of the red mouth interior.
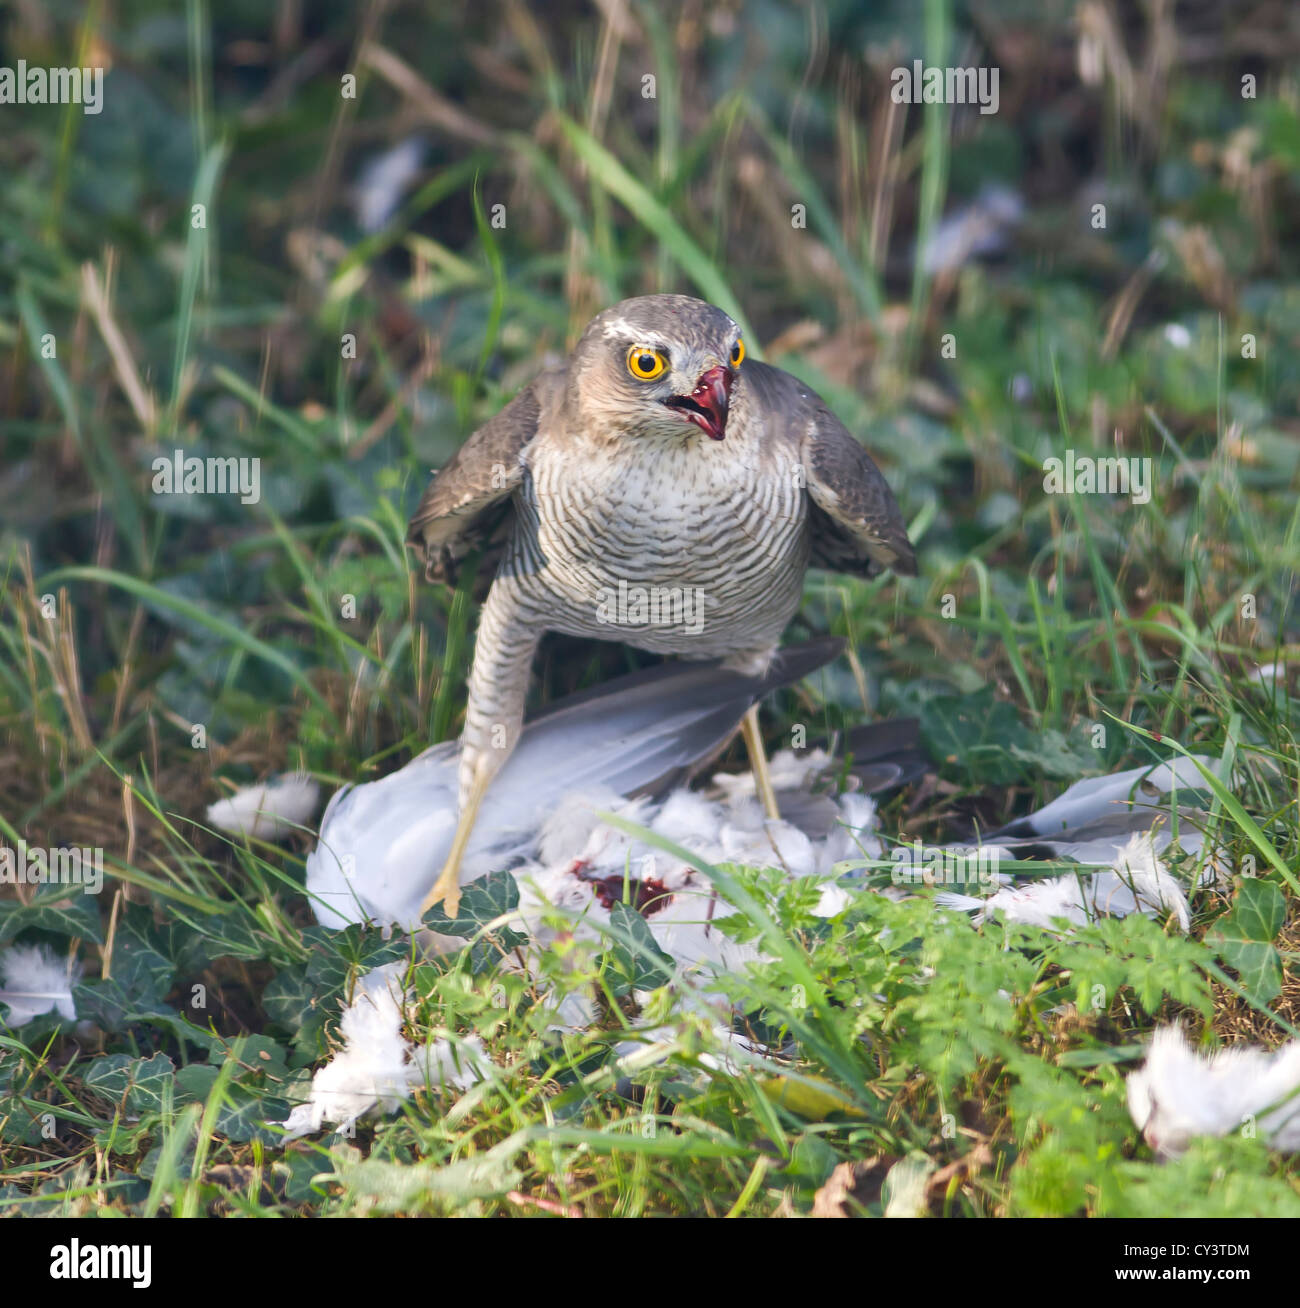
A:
[662,393,721,438]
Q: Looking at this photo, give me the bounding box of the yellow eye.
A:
[626,345,668,381]
[730,337,745,367]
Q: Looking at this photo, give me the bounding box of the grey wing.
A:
[406,370,554,589]
[744,360,915,578]
[801,401,917,579]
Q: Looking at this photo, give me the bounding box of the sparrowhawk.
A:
[408,293,916,913]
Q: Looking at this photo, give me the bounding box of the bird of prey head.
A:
[568,294,745,442]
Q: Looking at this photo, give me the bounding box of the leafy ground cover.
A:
[1,0,1298,1216]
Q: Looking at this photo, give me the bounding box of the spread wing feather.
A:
[406,369,558,590]
[802,404,917,577]
[742,361,916,579]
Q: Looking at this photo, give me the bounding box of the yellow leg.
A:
[419,767,494,920]
[740,704,780,821]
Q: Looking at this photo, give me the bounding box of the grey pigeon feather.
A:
[307,638,845,929]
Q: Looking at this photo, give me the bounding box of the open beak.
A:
[662,364,733,440]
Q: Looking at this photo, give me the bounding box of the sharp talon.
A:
[419,767,495,920]
[420,865,462,919]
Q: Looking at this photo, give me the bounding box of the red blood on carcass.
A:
[573,867,673,917]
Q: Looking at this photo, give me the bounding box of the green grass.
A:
[1,0,1299,1217]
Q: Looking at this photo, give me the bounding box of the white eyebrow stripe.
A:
[601,317,667,344]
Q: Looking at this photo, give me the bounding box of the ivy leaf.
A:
[209,1033,291,1085]
[607,901,676,990]
[72,978,178,1034]
[422,868,522,938]
[1221,878,1285,941]
[0,1095,52,1147]
[93,1119,153,1156]
[148,911,224,976]
[1214,939,1284,1006]
[138,1143,193,1181]
[0,885,103,944]
[109,910,176,1005]
[308,924,410,993]
[83,1052,176,1115]
[173,1064,287,1143]
[322,1152,522,1215]
[1009,728,1100,781]
[1206,879,1287,1005]
[191,909,273,963]
[918,688,1029,786]
[264,925,407,1051]
[262,964,318,1033]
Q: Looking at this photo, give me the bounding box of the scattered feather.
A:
[710,747,839,803]
[353,136,426,233]
[1004,756,1219,836]
[1248,662,1282,690]
[208,773,320,842]
[282,962,487,1139]
[1126,1027,1300,1157]
[304,679,1225,1090]
[512,773,879,984]
[936,832,1191,931]
[0,944,79,1025]
[920,185,1023,276]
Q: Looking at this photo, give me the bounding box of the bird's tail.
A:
[837,717,928,793]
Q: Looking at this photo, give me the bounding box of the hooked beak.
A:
[662,364,733,441]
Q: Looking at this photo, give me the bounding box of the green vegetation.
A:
[1,0,1297,1217]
